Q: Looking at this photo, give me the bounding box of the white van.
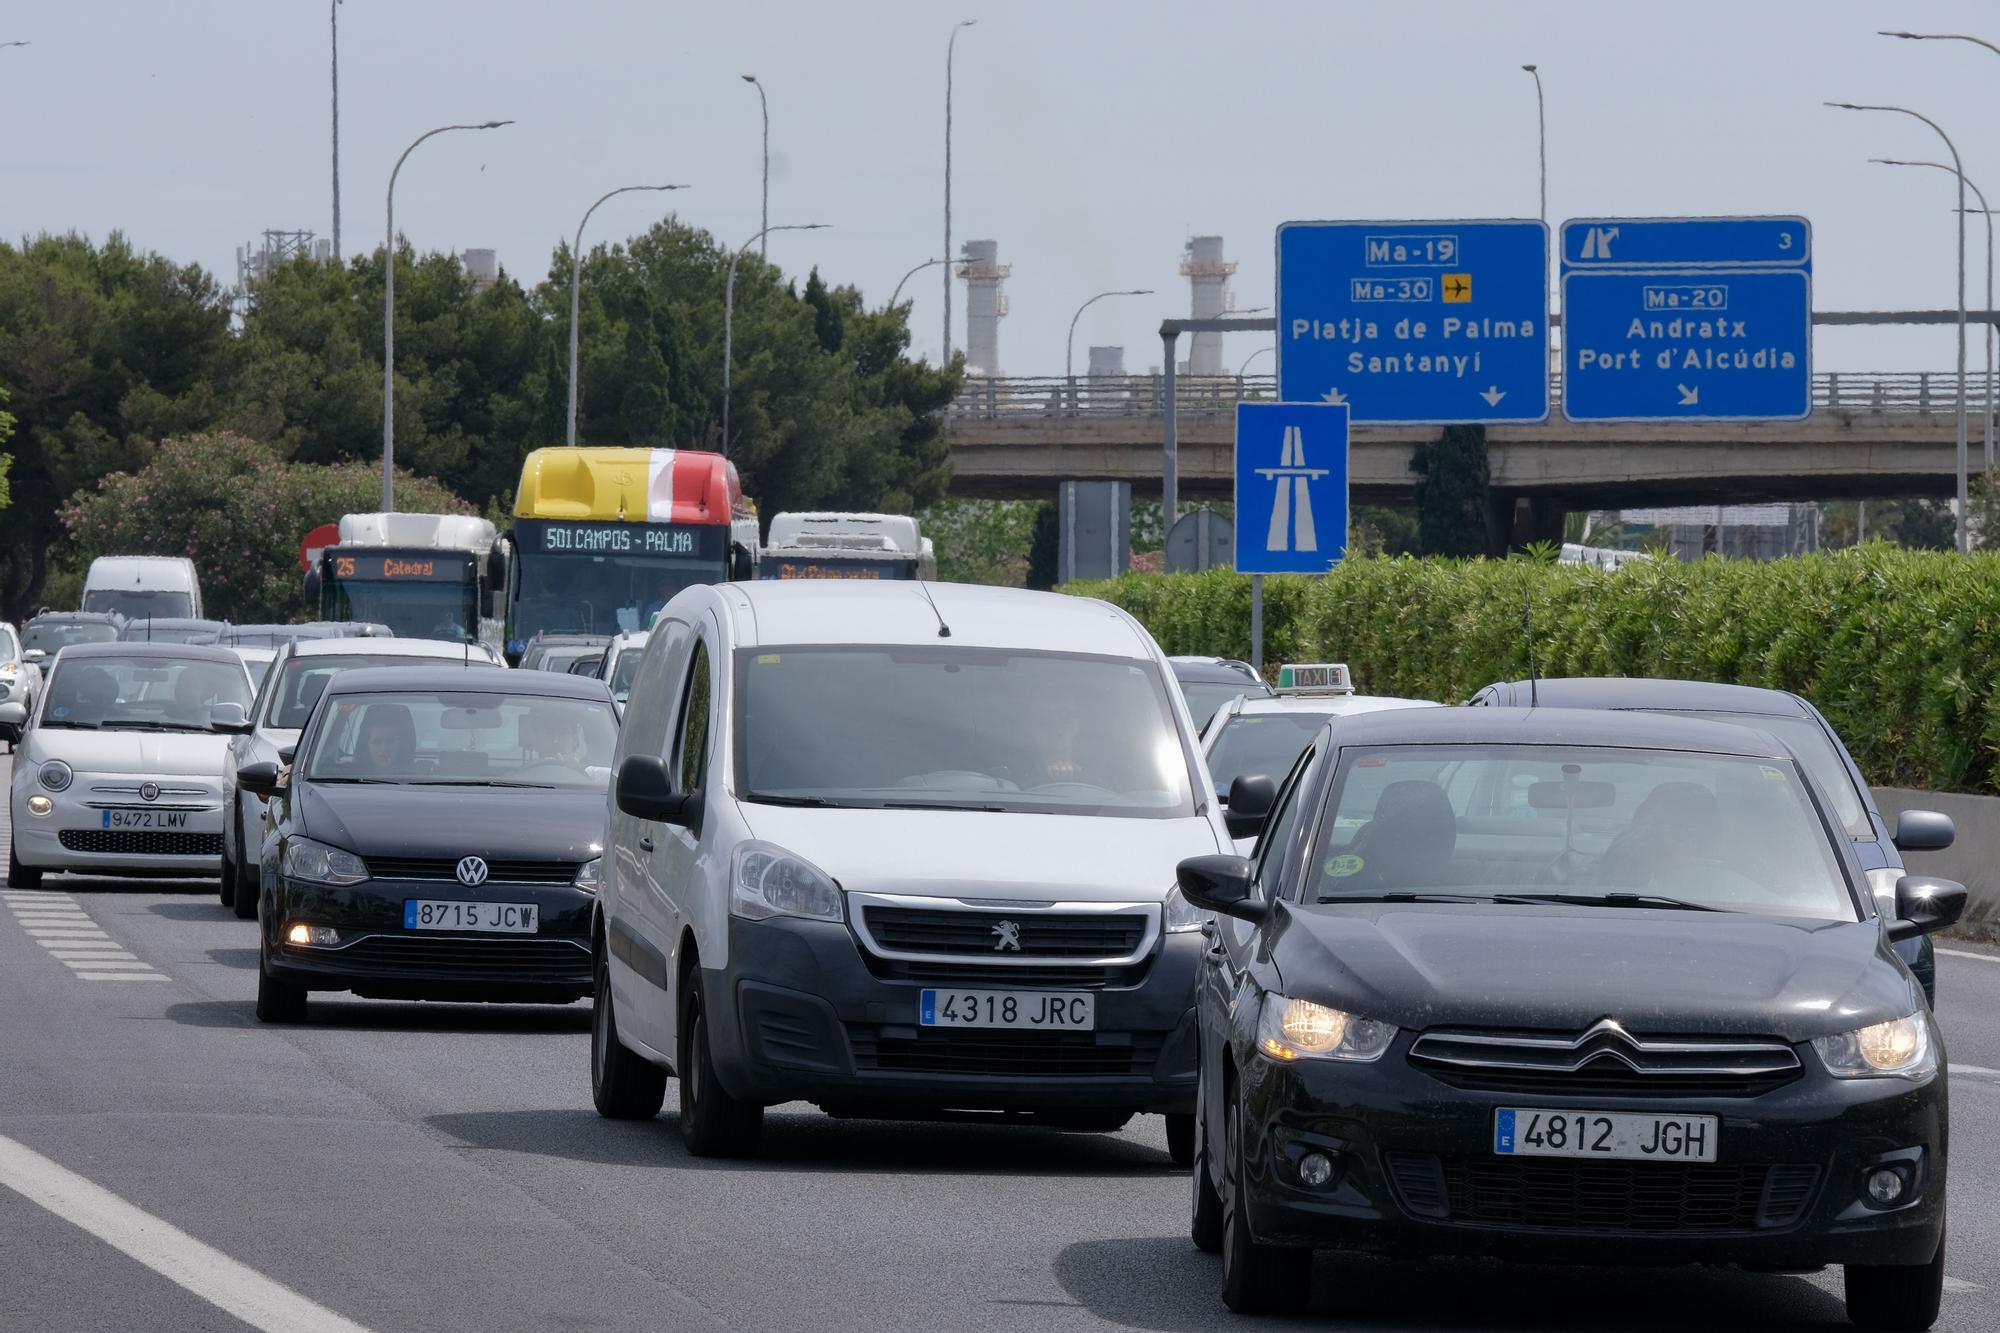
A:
[81,555,204,620]
[591,581,1243,1160]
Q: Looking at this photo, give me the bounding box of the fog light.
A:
[285,923,340,947]
[25,794,53,816]
[1866,1167,1906,1206]
[1298,1152,1334,1188]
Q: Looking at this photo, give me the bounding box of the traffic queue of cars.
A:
[0,579,1969,1330]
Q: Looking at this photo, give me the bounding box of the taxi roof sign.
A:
[1275,662,1354,695]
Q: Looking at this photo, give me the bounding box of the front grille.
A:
[859,956,1149,989]
[1381,1155,1821,1233]
[860,904,1148,959]
[310,934,590,982]
[848,1026,1164,1078]
[59,829,222,857]
[1410,1024,1801,1098]
[366,857,579,885]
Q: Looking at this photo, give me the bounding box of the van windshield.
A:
[736,645,1198,818]
[83,589,193,619]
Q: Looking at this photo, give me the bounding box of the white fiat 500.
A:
[4,642,253,888]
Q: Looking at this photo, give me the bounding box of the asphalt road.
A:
[0,754,1995,1333]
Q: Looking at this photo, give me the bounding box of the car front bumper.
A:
[1235,1038,1946,1270]
[699,914,1201,1116]
[266,876,594,1003]
[10,780,225,877]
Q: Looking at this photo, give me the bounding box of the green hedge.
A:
[1065,547,2000,795]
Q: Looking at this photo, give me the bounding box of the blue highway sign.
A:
[1234,401,1349,575]
[1560,216,1811,423]
[1276,220,1550,425]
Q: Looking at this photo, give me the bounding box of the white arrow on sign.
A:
[1480,385,1507,406]
[1676,383,1700,406]
[1320,387,1349,406]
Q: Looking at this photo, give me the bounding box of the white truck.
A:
[81,555,204,619]
[756,512,935,582]
[304,512,504,648]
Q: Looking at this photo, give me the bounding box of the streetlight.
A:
[889,257,948,309]
[1828,101,1970,553]
[0,41,28,51]
[1183,305,1268,373]
[1066,289,1153,411]
[382,119,512,512]
[1238,345,1274,377]
[568,184,689,448]
[1879,30,2000,60]
[1872,158,1995,467]
[330,1,342,259]
[1521,65,1547,228]
[943,18,977,363]
[741,75,768,259]
[722,223,830,456]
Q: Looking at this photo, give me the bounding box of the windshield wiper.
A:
[310,776,404,785]
[1325,892,1509,905]
[862,799,1010,813]
[1504,892,1727,913]
[101,720,211,733]
[37,719,100,730]
[748,793,845,808]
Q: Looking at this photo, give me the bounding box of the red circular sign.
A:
[299,522,341,572]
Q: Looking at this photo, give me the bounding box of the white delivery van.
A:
[81,556,204,620]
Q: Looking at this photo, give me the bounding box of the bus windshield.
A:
[509,519,728,643]
[326,578,478,642]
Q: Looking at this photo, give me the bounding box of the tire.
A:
[1220,1096,1312,1315]
[1845,1229,1944,1331]
[218,809,238,908]
[677,976,763,1158]
[591,944,666,1120]
[1165,1111,1196,1169]
[1190,1088,1223,1253]
[231,848,258,920]
[255,940,307,1024]
[7,840,42,890]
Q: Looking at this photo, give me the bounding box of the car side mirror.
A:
[616,754,703,833]
[1887,875,1967,942]
[1177,854,1266,923]
[1222,773,1277,841]
[1891,810,1955,854]
[22,649,45,666]
[209,702,251,734]
[236,761,282,798]
[0,699,24,742]
[276,744,296,765]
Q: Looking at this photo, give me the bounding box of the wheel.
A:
[1220,1096,1312,1314]
[1190,1088,1223,1253]
[1845,1229,1944,1330]
[254,940,307,1023]
[231,848,258,920]
[677,975,763,1157]
[1165,1111,1196,1168]
[591,943,666,1119]
[218,810,239,908]
[7,839,42,890]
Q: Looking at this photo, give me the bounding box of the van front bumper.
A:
[704,914,1200,1116]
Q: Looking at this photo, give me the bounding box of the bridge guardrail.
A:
[946,372,1997,420]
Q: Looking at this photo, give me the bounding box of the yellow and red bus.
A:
[501,447,756,659]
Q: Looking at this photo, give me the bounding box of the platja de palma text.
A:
[1290,315,1536,377]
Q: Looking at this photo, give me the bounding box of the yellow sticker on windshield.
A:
[1325,853,1365,878]
[1760,765,1785,781]
[755,654,781,665]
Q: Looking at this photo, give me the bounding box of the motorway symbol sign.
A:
[1276,219,1550,425]
[1234,401,1349,575]
[1560,216,1811,423]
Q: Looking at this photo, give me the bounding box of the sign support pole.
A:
[1250,574,1264,673]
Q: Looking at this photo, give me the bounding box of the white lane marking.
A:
[1939,947,2000,965]
[63,959,156,971]
[24,930,113,940]
[72,973,170,981]
[43,950,138,961]
[1943,1276,1984,1294]
[1951,1063,2000,1077]
[4,896,165,981]
[0,1133,372,1332]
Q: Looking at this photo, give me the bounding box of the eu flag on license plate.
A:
[1494,1109,1517,1153]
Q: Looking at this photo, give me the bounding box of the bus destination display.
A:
[519,519,726,559]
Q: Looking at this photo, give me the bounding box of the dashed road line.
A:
[1938,947,2000,965]
[2,893,168,982]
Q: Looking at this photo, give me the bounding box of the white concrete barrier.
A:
[1875,788,2000,940]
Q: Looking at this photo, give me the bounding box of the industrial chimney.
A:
[956,239,1009,376]
[1180,235,1237,376]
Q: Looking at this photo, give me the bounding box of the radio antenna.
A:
[915,581,952,638]
[1522,592,1539,708]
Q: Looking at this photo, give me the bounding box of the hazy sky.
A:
[8,1,2000,377]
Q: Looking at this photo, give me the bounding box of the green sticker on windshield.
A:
[755,654,781,665]
[1760,765,1785,781]
[1325,853,1365,878]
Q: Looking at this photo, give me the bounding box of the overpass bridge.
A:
[942,372,1985,517]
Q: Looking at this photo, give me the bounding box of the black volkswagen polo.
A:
[1179,708,1962,1329]
[241,666,618,1022]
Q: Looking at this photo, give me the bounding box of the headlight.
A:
[281,836,369,886]
[574,857,603,894]
[26,794,53,816]
[1812,1013,1936,1080]
[731,841,843,924]
[38,760,73,792]
[1162,885,1211,933]
[1257,993,1398,1063]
